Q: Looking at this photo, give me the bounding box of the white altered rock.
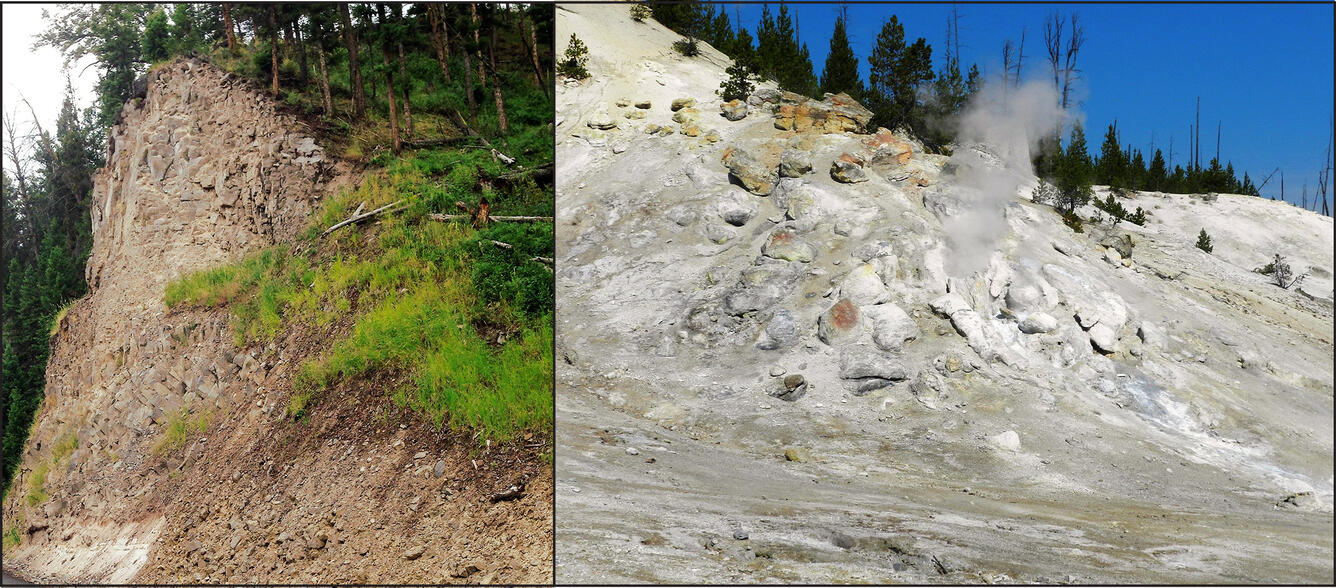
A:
[988,430,1021,451]
[864,303,919,351]
[1018,312,1058,334]
[1088,323,1118,352]
[839,264,890,306]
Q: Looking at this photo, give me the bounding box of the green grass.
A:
[3,522,20,549]
[150,409,210,455]
[164,145,553,444]
[25,461,49,507]
[51,431,77,464]
[48,300,76,338]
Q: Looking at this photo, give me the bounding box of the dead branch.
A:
[401,137,477,149]
[321,199,405,236]
[489,239,513,250]
[448,107,516,165]
[429,213,553,223]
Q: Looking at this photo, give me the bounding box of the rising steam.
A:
[939,81,1068,278]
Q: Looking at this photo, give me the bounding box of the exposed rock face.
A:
[720,100,748,121]
[721,147,778,196]
[771,92,872,134]
[5,59,551,585]
[2,58,357,583]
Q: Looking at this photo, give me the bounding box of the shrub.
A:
[1127,207,1147,225]
[629,3,652,22]
[557,34,590,80]
[1195,229,1213,253]
[672,37,700,57]
[1262,253,1304,289]
[1031,180,1058,206]
[471,223,554,318]
[718,62,757,102]
[1061,210,1084,233]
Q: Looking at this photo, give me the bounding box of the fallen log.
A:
[401,136,476,149]
[429,213,553,223]
[321,199,405,236]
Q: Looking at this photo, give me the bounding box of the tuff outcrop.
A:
[555,4,1332,583]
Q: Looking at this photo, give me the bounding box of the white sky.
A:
[2,3,98,174]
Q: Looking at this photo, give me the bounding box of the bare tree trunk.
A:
[341,5,365,118]
[316,26,333,115]
[428,4,451,82]
[471,4,486,86]
[460,30,477,118]
[521,8,547,95]
[222,3,236,50]
[377,5,401,153]
[398,40,413,137]
[268,5,280,96]
[1060,13,1083,112]
[1015,27,1026,88]
[490,19,508,135]
[294,23,309,84]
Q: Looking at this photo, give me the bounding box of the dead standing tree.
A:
[1044,12,1084,116]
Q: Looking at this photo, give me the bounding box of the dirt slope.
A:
[1,57,552,584]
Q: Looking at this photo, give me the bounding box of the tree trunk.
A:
[490,21,508,135]
[340,5,365,119]
[428,4,451,82]
[294,23,309,83]
[378,5,401,153]
[471,4,486,86]
[520,8,547,97]
[222,3,236,50]
[461,31,477,118]
[268,5,280,96]
[398,40,414,137]
[316,28,333,115]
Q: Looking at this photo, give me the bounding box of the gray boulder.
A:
[779,150,813,177]
[755,309,800,350]
[762,228,816,262]
[720,100,748,121]
[722,147,778,196]
[864,304,919,351]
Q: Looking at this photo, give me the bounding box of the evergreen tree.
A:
[143,8,172,62]
[1055,121,1093,213]
[1146,149,1167,192]
[820,13,861,99]
[867,16,934,132]
[755,5,819,97]
[1096,123,1124,188]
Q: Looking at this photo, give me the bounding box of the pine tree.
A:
[820,13,861,99]
[867,16,934,132]
[1055,121,1093,213]
[1146,149,1167,192]
[1195,229,1213,253]
[142,9,171,62]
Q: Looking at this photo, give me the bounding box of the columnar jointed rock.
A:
[721,147,778,196]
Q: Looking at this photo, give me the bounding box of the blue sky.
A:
[722,2,1333,208]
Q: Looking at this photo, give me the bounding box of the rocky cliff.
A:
[555,4,1333,583]
[2,58,551,584]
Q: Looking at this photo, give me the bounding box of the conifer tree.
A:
[820,12,862,99]
[867,15,933,132]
